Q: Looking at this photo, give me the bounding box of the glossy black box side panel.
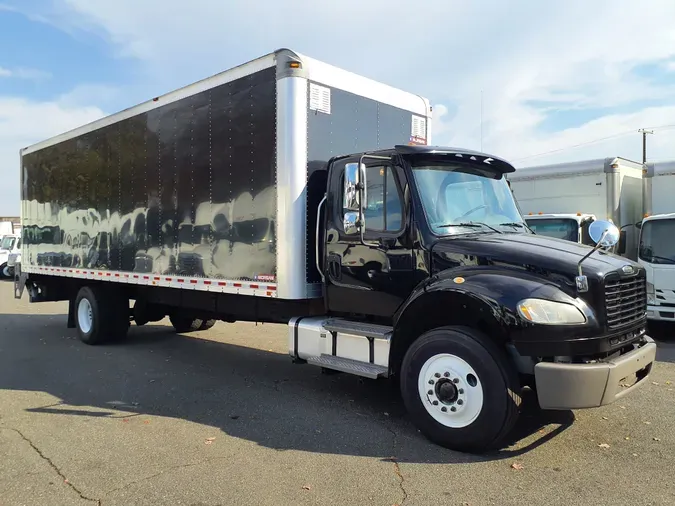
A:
[21,67,278,281]
[306,82,419,283]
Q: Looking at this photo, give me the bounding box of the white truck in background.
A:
[507,157,644,260]
[637,160,675,323]
[0,220,15,241]
[0,232,20,279]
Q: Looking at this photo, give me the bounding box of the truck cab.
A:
[637,213,675,322]
[297,144,656,451]
[523,213,597,245]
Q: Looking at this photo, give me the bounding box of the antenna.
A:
[480,90,483,152]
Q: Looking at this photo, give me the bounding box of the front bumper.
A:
[534,336,657,410]
[646,304,675,322]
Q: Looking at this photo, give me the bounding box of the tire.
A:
[400,326,521,453]
[74,285,130,345]
[169,314,204,333]
[198,319,216,331]
[0,263,9,279]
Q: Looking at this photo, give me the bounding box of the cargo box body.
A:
[19,49,432,301]
[508,157,643,259]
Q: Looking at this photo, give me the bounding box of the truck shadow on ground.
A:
[1,313,576,464]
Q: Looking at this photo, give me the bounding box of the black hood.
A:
[431,232,642,283]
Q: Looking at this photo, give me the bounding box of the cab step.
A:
[306,354,388,379]
[322,318,392,340]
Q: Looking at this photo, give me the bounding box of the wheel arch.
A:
[389,286,512,377]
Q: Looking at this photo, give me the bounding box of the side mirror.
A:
[343,162,366,212]
[617,230,627,255]
[588,220,620,248]
[343,162,367,236]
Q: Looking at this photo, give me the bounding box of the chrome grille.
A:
[604,275,647,330]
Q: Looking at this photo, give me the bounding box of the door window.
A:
[362,165,403,233]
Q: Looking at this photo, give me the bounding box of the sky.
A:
[1,0,675,215]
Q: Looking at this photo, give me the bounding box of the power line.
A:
[512,130,636,162]
[512,123,675,163]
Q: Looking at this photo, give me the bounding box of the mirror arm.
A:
[578,231,607,277]
[576,229,608,293]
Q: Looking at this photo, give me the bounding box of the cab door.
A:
[324,158,414,318]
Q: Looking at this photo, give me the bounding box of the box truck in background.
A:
[638,160,675,322]
[13,48,656,453]
[507,157,644,259]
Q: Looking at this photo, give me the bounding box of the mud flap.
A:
[13,263,28,300]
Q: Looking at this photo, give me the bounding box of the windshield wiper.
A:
[439,222,503,234]
[499,222,534,233]
[645,254,675,264]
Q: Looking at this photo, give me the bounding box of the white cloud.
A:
[2,0,675,214]
[0,96,105,215]
[0,66,51,80]
[48,0,675,164]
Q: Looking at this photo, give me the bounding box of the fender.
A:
[389,265,602,372]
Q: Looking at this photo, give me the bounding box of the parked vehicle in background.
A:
[507,157,643,259]
[522,212,597,245]
[7,242,21,278]
[637,160,675,323]
[0,220,15,243]
[0,233,20,279]
[13,48,656,453]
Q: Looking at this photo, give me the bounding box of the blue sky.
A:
[2,0,675,215]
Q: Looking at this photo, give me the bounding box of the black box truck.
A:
[14,49,656,452]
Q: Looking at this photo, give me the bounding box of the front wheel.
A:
[0,263,9,279]
[400,326,521,453]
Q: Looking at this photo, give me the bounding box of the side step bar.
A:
[322,318,392,340]
[306,354,388,379]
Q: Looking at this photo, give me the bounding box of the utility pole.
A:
[638,128,654,218]
[638,128,653,163]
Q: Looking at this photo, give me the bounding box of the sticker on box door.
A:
[309,83,331,114]
[254,274,276,282]
[410,115,427,145]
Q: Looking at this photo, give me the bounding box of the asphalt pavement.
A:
[0,280,674,506]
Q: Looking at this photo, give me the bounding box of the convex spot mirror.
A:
[589,220,620,248]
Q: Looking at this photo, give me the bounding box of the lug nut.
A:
[459,388,464,394]
[443,372,450,377]
[428,379,434,385]
[427,390,433,395]
[453,378,460,384]
[432,400,438,406]
[451,407,457,412]
[441,407,447,412]
[457,399,464,405]
[434,373,441,378]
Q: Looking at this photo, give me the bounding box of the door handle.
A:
[327,254,341,281]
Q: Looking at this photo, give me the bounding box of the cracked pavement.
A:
[1,281,675,505]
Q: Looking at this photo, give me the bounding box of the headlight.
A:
[647,281,655,305]
[517,298,587,325]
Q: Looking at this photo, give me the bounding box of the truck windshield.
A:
[412,163,526,235]
[0,236,15,250]
[525,218,578,242]
[639,219,675,264]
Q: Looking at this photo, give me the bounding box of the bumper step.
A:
[306,354,388,379]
